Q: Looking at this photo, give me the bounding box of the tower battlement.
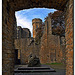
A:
[32,18,42,24]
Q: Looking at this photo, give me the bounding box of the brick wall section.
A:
[2,0,16,75]
[65,0,73,75]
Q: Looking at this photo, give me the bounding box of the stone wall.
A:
[40,32,49,64]
[2,1,16,75]
[60,37,66,63]
[17,26,31,38]
[39,17,49,64]
[14,38,40,64]
[22,28,31,38]
[65,0,73,75]
[40,33,61,64]
[48,35,61,63]
[17,26,22,38]
[40,16,61,64]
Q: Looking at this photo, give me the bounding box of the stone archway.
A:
[2,0,73,75]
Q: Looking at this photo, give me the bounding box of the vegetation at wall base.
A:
[44,63,63,65]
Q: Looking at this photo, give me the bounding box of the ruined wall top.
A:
[17,26,31,38]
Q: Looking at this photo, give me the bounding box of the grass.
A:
[44,63,63,65]
[43,63,66,69]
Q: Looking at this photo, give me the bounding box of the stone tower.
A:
[32,18,42,38]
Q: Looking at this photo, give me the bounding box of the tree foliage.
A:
[35,11,65,44]
[48,11,65,36]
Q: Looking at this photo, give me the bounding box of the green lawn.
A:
[43,63,66,69]
[45,63,63,65]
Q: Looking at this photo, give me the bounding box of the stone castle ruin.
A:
[14,12,66,65]
[2,0,73,75]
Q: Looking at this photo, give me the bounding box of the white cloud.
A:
[15,14,33,36]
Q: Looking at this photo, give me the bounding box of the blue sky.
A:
[15,8,57,36]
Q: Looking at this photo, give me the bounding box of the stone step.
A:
[18,67,50,70]
[14,70,56,73]
[14,67,56,73]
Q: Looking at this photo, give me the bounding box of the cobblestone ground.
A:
[14,64,66,75]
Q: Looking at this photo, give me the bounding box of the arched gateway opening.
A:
[2,0,73,75]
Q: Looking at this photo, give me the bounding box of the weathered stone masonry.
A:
[40,16,61,64]
[15,17,65,65]
[32,18,42,38]
[15,38,41,64]
[15,26,40,64]
[2,1,16,75]
[2,0,73,75]
[65,0,73,75]
[17,26,31,38]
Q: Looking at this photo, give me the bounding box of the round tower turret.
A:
[32,18,42,38]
